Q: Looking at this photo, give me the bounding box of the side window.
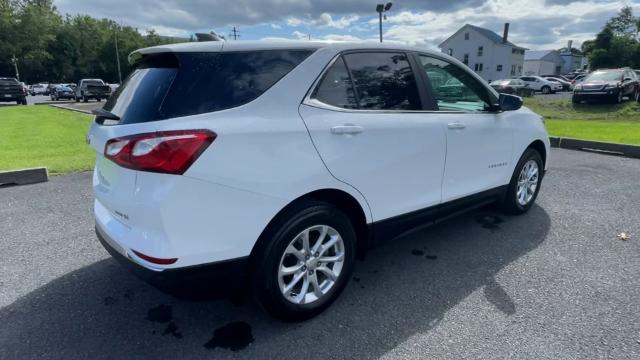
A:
[343,52,421,110]
[418,55,494,112]
[312,56,358,109]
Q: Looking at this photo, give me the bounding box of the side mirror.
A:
[499,93,522,111]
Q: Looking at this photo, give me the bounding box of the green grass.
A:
[523,97,640,145]
[0,106,95,174]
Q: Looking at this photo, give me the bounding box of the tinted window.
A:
[419,55,494,112]
[312,56,357,109]
[343,52,421,110]
[104,50,314,124]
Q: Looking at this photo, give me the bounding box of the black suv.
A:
[572,68,639,104]
[0,77,27,105]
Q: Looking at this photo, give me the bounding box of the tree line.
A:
[0,0,187,84]
[582,6,640,70]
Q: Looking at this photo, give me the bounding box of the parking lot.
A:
[1,148,639,359]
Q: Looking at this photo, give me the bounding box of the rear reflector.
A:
[131,249,178,265]
[104,130,216,174]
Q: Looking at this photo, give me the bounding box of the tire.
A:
[253,201,356,321]
[83,95,88,103]
[634,88,640,102]
[541,86,550,94]
[571,95,581,104]
[21,98,27,105]
[75,96,80,102]
[613,91,622,104]
[501,148,544,215]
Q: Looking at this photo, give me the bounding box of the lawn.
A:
[524,96,640,145]
[0,106,95,174]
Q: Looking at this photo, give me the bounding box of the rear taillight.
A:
[104,130,216,174]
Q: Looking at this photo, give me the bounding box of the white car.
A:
[89,41,550,321]
[519,76,563,94]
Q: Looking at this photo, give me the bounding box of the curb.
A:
[48,104,94,115]
[0,167,49,186]
[549,136,640,159]
[35,101,75,106]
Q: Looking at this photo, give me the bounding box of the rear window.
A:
[104,49,314,124]
[84,80,105,86]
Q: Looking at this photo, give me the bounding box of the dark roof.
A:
[525,50,558,61]
[440,24,526,50]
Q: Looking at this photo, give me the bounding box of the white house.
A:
[439,23,526,82]
[523,50,563,75]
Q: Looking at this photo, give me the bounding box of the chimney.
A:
[567,40,573,50]
[502,23,510,43]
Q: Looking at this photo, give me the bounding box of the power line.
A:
[229,26,240,40]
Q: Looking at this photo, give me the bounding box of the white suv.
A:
[519,76,563,94]
[89,41,549,321]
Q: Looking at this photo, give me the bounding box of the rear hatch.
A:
[89,46,314,242]
[0,78,23,98]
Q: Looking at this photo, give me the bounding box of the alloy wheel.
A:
[277,225,345,305]
[516,160,539,206]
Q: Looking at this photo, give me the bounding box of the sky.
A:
[54,0,640,50]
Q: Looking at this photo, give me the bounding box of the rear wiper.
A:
[92,108,120,124]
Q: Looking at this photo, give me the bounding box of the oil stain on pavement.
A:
[204,321,254,351]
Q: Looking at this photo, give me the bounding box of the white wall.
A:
[441,26,524,82]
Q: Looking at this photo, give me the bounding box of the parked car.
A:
[541,74,571,82]
[88,41,550,321]
[490,79,534,97]
[29,83,48,96]
[50,84,75,101]
[75,79,111,102]
[543,76,571,91]
[519,76,562,94]
[573,68,639,104]
[570,74,588,90]
[0,77,27,105]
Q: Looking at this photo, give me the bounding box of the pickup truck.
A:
[0,77,27,105]
[75,79,111,102]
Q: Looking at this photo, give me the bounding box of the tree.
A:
[585,6,640,69]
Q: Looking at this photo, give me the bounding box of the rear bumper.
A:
[96,224,249,294]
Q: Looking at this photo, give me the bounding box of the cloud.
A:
[53,0,640,50]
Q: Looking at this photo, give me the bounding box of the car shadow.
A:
[0,204,550,359]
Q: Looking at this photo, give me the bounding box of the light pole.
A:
[376,2,392,43]
[11,55,19,81]
[114,29,122,84]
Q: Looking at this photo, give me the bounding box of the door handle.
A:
[447,122,466,130]
[331,125,364,135]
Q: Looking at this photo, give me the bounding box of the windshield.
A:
[586,71,623,82]
[85,80,105,86]
[0,78,18,85]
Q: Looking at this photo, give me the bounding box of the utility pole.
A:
[376,3,393,43]
[230,26,240,40]
[11,55,19,81]
[308,34,311,40]
[114,30,122,84]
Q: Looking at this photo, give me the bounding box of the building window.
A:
[517,65,522,74]
[464,32,469,40]
[463,54,469,65]
[497,65,502,72]
[448,48,453,56]
[474,63,483,72]
[511,64,516,76]
[477,46,483,57]
[512,48,515,54]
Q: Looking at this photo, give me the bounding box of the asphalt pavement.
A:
[1,149,639,359]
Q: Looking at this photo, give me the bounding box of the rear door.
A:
[299,51,447,223]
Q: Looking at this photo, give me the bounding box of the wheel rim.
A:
[516,160,539,206]
[278,225,345,305]
[542,87,549,94]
